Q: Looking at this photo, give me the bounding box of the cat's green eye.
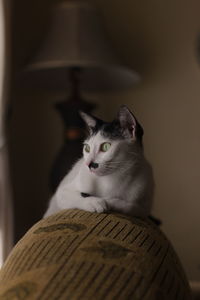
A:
[100,142,111,152]
[84,144,90,153]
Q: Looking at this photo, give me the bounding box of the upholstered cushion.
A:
[0,209,191,299]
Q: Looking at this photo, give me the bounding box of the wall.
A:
[10,0,200,281]
[93,0,200,281]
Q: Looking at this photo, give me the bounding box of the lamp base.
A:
[49,96,95,193]
[50,138,83,193]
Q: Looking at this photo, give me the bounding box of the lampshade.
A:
[26,1,140,91]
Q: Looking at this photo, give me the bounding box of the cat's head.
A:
[80,105,144,176]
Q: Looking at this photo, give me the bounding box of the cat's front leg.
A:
[56,187,108,213]
[82,196,108,213]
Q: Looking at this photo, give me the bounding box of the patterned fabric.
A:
[0,209,191,299]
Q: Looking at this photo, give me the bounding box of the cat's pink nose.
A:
[89,162,99,169]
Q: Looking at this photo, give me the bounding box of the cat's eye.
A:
[100,142,111,152]
[84,144,90,153]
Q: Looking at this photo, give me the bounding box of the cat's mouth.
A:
[88,163,115,176]
[87,164,104,176]
[89,168,103,176]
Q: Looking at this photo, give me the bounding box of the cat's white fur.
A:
[44,107,154,218]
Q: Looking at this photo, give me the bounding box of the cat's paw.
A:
[84,197,108,213]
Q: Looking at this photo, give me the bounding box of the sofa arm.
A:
[0,209,191,300]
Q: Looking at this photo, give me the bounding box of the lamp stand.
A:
[49,68,95,193]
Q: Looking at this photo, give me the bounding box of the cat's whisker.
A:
[104,159,139,167]
[105,161,130,165]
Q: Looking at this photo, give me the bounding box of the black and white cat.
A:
[44,105,154,218]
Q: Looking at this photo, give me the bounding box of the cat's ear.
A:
[79,111,98,134]
[117,105,143,141]
[80,111,97,127]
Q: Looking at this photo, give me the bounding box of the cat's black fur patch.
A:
[148,215,162,226]
[89,118,104,135]
[88,119,124,140]
[101,120,124,139]
[86,113,143,145]
[81,192,91,198]
[134,122,144,145]
[101,120,143,145]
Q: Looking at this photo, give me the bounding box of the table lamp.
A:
[26,1,140,192]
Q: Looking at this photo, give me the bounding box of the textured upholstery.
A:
[0,209,191,299]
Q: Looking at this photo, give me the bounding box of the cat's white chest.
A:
[76,165,98,195]
[97,176,117,197]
